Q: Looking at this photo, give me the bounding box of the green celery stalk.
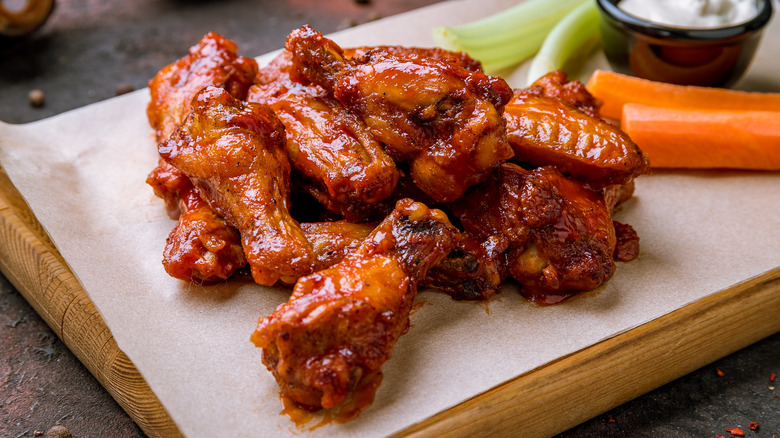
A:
[432,0,588,73]
[526,0,601,85]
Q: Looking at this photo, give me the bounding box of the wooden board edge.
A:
[0,166,182,438]
[393,268,780,438]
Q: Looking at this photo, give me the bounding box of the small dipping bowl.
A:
[596,0,773,87]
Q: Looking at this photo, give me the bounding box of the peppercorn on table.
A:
[1,1,779,437]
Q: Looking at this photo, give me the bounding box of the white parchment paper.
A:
[1,1,779,437]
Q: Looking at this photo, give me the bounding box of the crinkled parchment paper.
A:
[1,1,779,436]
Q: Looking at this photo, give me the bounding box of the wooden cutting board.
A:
[2,149,779,438]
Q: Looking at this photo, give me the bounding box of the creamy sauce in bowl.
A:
[618,0,760,28]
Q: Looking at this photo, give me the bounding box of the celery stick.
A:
[432,0,587,73]
[526,0,600,85]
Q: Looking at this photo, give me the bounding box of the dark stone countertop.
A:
[1,1,778,437]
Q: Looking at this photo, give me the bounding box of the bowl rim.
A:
[596,0,774,41]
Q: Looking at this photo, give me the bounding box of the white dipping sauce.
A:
[618,0,760,28]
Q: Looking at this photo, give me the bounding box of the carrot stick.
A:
[621,103,780,169]
[587,69,780,121]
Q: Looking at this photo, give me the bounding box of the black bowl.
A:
[596,0,773,87]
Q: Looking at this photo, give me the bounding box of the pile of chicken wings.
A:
[145,26,648,423]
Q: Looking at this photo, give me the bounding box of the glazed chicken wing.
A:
[504,166,618,300]
[148,161,246,287]
[146,32,258,282]
[421,233,504,301]
[159,86,315,285]
[505,89,649,189]
[248,51,399,220]
[145,31,258,210]
[285,25,514,203]
[162,181,247,282]
[147,31,258,143]
[525,70,603,119]
[342,45,484,72]
[146,159,192,217]
[300,219,502,301]
[252,199,458,421]
[300,220,374,268]
[452,163,628,303]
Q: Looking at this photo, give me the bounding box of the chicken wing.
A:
[145,32,258,282]
[505,89,649,189]
[421,233,504,301]
[159,86,315,285]
[522,73,643,264]
[146,159,191,218]
[248,51,399,220]
[251,199,458,421]
[505,166,618,300]
[300,220,374,268]
[146,31,258,143]
[342,46,484,72]
[300,218,502,301]
[524,70,603,119]
[285,25,514,203]
[451,163,621,303]
[162,181,247,282]
[146,32,259,205]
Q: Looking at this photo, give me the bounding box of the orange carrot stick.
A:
[621,103,780,169]
[587,69,780,121]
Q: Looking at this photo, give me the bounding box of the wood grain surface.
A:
[2,161,779,438]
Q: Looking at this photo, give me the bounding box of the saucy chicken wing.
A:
[146,159,192,217]
[300,220,374,268]
[421,233,504,301]
[285,25,514,203]
[343,46,484,72]
[248,51,399,219]
[452,163,627,302]
[505,89,649,189]
[146,32,258,282]
[147,31,258,143]
[146,31,258,204]
[159,86,315,285]
[251,199,458,421]
[300,218,502,301]
[525,70,603,119]
[162,181,247,282]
